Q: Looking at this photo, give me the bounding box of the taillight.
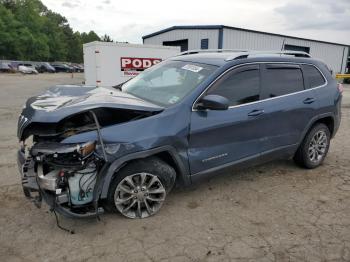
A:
[337,83,344,93]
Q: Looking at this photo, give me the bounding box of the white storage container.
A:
[83,41,180,87]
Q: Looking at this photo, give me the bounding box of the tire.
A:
[105,157,176,218]
[294,123,330,169]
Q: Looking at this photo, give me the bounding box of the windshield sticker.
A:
[168,96,180,104]
[182,64,203,73]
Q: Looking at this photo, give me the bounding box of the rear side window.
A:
[263,64,304,98]
[302,65,326,88]
[208,66,260,106]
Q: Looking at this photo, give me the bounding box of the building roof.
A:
[142,25,349,47]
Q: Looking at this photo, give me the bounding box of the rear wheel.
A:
[294,123,330,169]
[106,157,176,218]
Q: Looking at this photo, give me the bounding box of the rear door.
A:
[258,63,319,152]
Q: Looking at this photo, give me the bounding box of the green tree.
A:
[65,31,83,63]
[81,31,100,43]
[101,34,113,42]
[42,10,68,61]
[0,0,109,62]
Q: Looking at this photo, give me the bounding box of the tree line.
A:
[0,0,113,63]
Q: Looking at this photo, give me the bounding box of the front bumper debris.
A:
[17,148,104,218]
[17,150,42,207]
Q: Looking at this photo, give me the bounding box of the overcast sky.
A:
[41,0,350,45]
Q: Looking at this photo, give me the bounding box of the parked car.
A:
[51,63,73,73]
[77,64,84,72]
[0,62,16,73]
[18,63,38,74]
[36,62,56,73]
[17,50,342,219]
[71,64,84,73]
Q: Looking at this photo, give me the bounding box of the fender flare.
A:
[298,112,335,145]
[100,146,190,198]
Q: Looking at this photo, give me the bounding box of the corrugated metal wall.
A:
[143,29,219,50]
[222,28,348,74]
[143,28,348,73]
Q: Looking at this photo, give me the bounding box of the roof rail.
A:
[225,50,311,61]
[177,49,248,56]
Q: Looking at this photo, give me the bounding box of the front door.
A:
[188,64,267,174]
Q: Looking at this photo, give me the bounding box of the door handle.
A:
[248,109,264,117]
[303,97,315,104]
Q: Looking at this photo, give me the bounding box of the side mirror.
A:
[196,94,229,110]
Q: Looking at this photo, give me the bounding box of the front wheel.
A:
[294,123,330,169]
[106,157,176,219]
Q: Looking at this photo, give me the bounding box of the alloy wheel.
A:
[114,173,166,218]
[308,130,328,163]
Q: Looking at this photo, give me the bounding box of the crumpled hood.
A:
[21,85,163,123]
[17,85,163,139]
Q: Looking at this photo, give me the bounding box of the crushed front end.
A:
[16,85,163,218]
[18,137,106,218]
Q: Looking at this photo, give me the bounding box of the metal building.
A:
[142,25,350,74]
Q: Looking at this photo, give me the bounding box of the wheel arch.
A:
[300,113,335,145]
[100,146,190,198]
[314,116,334,137]
[294,114,332,169]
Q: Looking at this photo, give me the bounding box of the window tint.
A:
[208,67,260,106]
[263,65,304,98]
[302,65,326,88]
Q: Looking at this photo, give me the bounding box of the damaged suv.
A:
[17,50,342,219]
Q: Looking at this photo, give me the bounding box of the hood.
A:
[22,85,163,122]
[18,85,164,140]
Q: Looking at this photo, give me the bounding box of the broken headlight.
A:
[96,143,135,156]
[78,141,96,157]
[30,140,97,167]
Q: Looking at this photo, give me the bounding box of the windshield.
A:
[122,60,217,106]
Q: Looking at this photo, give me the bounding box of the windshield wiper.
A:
[112,83,123,91]
[113,78,132,91]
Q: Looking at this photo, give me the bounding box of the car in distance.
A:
[71,64,84,73]
[36,62,56,73]
[17,63,39,74]
[0,62,16,73]
[51,63,73,73]
[17,50,342,219]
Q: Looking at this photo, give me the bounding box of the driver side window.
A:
[207,65,261,107]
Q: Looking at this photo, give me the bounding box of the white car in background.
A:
[18,63,38,74]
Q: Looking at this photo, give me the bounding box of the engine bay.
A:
[27,139,103,215]
[17,107,159,219]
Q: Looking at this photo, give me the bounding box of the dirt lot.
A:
[0,73,350,262]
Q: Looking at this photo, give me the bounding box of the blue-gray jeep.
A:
[17,50,342,219]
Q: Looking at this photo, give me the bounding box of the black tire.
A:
[294,123,330,169]
[105,157,176,218]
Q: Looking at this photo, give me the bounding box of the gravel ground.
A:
[0,73,350,262]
